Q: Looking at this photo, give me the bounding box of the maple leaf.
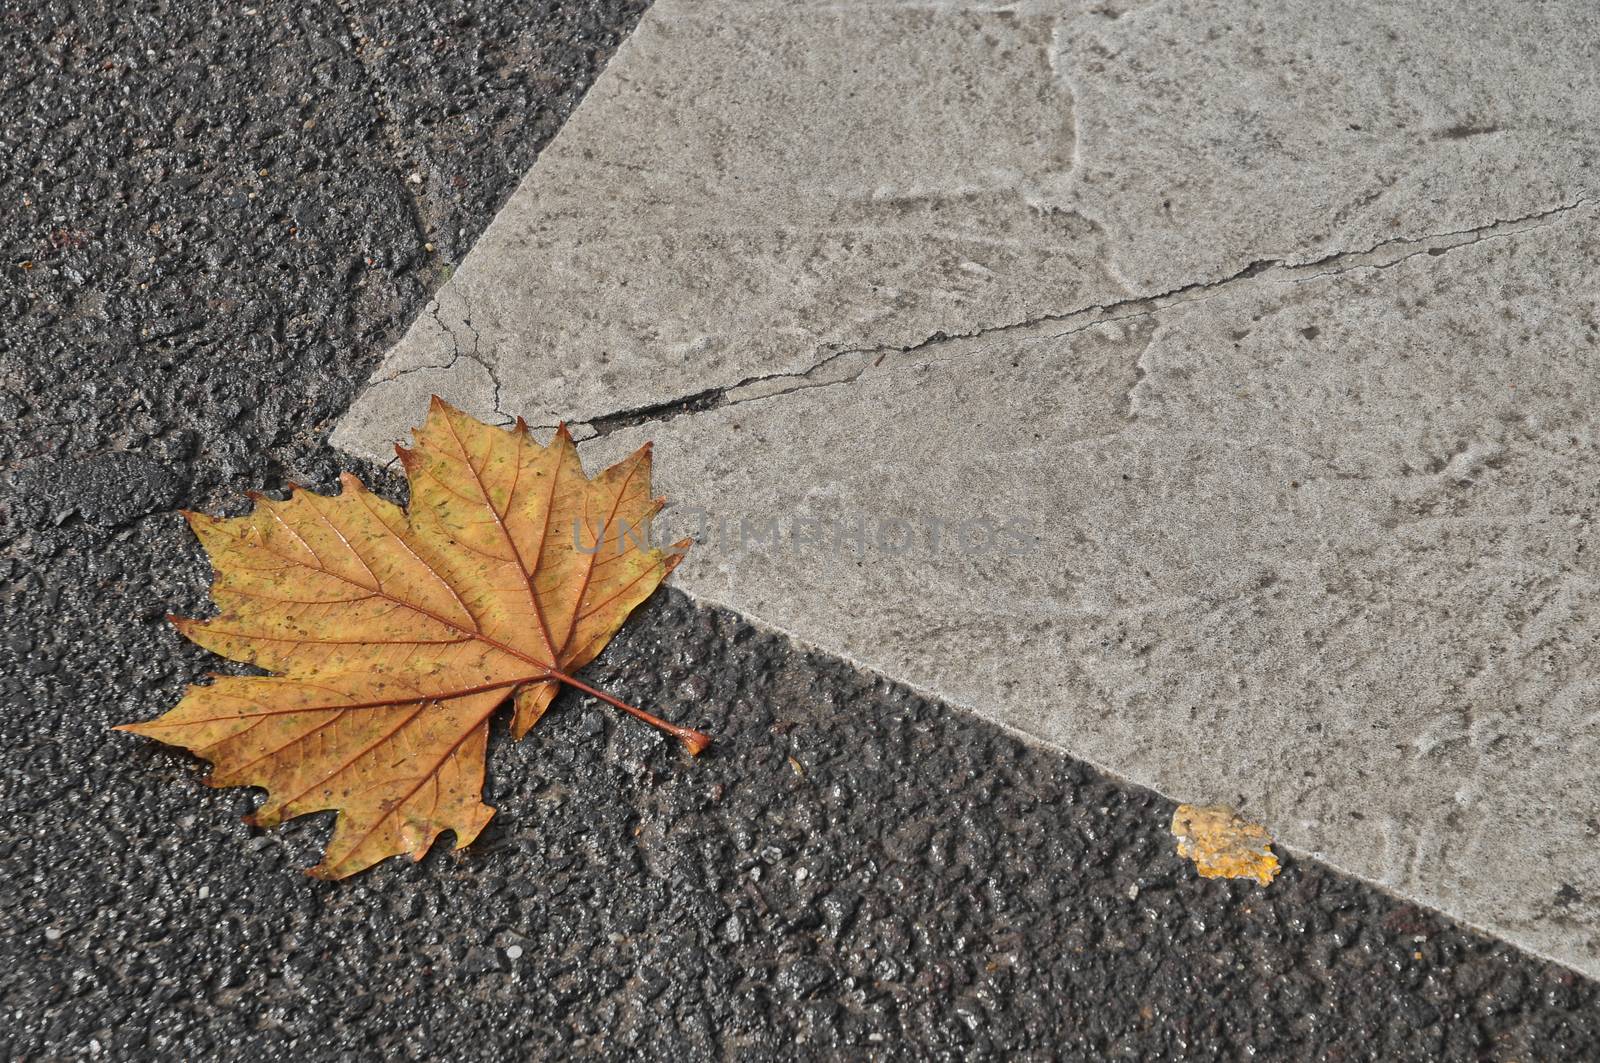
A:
[117,398,708,879]
[1170,804,1280,886]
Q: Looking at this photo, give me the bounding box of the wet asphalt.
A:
[3,1,1598,1059]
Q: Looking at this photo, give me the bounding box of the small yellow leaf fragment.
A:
[1171,804,1280,886]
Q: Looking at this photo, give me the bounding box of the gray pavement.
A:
[6,0,1600,1059]
[335,0,1600,978]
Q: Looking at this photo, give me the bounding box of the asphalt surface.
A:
[3,1,1598,1059]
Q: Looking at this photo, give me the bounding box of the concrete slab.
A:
[333,0,1600,974]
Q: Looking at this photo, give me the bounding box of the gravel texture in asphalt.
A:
[3,1,1598,1059]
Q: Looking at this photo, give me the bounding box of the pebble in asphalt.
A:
[2,0,1598,1058]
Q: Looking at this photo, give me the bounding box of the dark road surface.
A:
[3,1,1597,1058]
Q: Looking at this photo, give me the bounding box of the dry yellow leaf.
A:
[1170,804,1280,886]
[118,398,706,879]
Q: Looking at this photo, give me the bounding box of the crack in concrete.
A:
[446,289,505,422]
[380,290,505,415]
[426,297,462,364]
[1040,195,1593,343]
[554,343,872,440]
[545,196,1590,440]
[1289,198,1591,283]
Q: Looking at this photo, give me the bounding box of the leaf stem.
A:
[548,670,712,756]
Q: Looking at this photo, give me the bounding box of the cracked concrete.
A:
[515,198,1592,444]
[333,0,1600,977]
